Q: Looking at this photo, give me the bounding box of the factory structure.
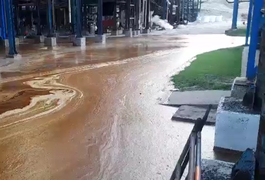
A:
[0,0,201,57]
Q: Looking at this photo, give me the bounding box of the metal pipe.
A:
[231,0,239,29]
[195,132,201,180]
[188,132,196,180]
[69,0,72,23]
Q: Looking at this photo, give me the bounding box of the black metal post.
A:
[71,0,77,34]
[97,0,103,35]
[36,0,42,35]
[135,0,140,30]
[47,0,53,37]
[13,0,19,36]
[125,0,130,30]
[76,0,82,37]
[5,0,18,56]
[145,0,150,30]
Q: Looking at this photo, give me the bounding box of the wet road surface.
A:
[0,34,244,180]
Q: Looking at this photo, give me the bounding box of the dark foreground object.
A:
[231,149,255,180]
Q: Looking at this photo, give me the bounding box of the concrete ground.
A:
[0,32,245,180]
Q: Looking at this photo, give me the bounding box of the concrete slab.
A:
[142,29,151,34]
[202,159,234,180]
[69,34,76,42]
[1,38,20,47]
[167,90,230,107]
[133,30,141,36]
[44,37,57,47]
[35,35,45,43]
[125,29,133,37]
[6,54,22,59]
[214,97,260,152]
[95,34,106,44]
[73,37,86,47]
[172,105,216,125]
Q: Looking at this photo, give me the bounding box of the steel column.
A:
[113,0,118,32]
[135,0,140,30]
[231,0,239,29]
[163,0,168,20]
[245,0,253,45]
[97,0,103,35]
[36,0,42,35]
[145,0,150,30]
[71,0,77,34]
[247,0,263,79]
[4,0,17,56]
[47,0,54,37]
[76,0,82,37]
[0,0,6,39]
[14,0,19,36]
[125,0,130,30]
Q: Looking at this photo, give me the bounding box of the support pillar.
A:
[143,0,150,34]
[35,0,45,43]
[246,0,263,79]
[231,0,239,29]
[163,0,168,20]
[135,0,141,35]
[125,0,133,37]
[45,0,57,47]
[95,0,106,43]
[36,0,41,35]
[112,0,119,35]
[125,0,130,31]
[73,0,86,47]
[4,0,19,58]
[14,0,19,36]
[0,0,6,39]
[71,0,77,35]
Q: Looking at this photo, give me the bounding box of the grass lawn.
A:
[172,46,243,91]
[225,28,247,37]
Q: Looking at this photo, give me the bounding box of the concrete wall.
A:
[214,97,260,152]
[241,46,259,77]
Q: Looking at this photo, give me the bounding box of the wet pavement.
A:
[0,34,244,180]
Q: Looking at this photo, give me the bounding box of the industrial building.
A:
[0,0,201,57]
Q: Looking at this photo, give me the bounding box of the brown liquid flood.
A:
[0,35,245,180]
